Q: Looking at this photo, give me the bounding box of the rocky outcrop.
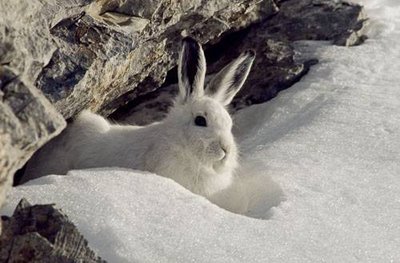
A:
[111,0,367,125]
[0,199,105,262]
[0,67,65,232]
[0,0,278,120]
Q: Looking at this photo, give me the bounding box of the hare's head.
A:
[166,37,255,172]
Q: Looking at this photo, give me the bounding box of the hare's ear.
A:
[206,50,255,106]
[178,37,206,102]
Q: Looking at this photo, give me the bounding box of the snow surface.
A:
[2,0,400,262]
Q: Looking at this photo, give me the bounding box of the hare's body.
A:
[25,110,235,196]
[22,37,255,198]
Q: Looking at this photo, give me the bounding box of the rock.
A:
[0,0,278,120]
[266,0,367,46]
[216,0,367,110]
[0,67,65,233]
[0,199,105,262]
[111,0,367,125]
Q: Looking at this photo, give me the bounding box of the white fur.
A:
[22,38,255,198]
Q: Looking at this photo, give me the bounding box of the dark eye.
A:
[194,116,207,127]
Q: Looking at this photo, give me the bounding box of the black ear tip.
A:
[244,49,256,58]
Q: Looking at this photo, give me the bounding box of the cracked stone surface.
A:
[0,67,65,232]
[0,199,105,262]
[1,0,278,119]
[111,0,366,125]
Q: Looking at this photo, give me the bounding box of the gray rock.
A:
[263,0,367,46]
[0,199,105,262]
[112,0,367,125]
[0,67,65,233]
[215,0,367,110]
[0,0,278,120]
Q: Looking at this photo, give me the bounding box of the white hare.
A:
[22,37,255,198]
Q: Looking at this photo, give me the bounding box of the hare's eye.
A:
[194,116,207,127]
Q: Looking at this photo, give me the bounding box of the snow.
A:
[2,0,400,262]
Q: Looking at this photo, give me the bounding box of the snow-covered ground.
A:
[2,0,400,262]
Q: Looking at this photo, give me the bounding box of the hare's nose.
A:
[221,143,229,155]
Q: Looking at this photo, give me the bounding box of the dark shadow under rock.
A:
[0,199,105,263]
[110,0,366,125]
